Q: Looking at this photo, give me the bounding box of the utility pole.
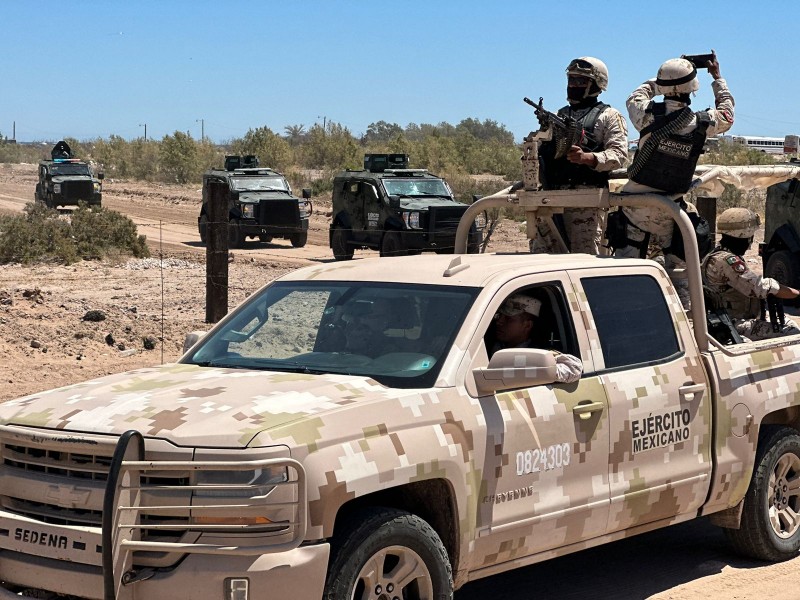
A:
[139,123,147,141]
[196,118,205,142]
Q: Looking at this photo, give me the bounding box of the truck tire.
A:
[324,507,452,600]
[380,231,408,257]
[331,226,354,261]
[198,214,208,245]
[725,426,800,561]
[766,250,800,290]
[228,219,244,249]
[290,231,308,248]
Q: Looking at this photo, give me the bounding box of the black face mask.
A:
[567,86,588,102]
[720,234,751,256]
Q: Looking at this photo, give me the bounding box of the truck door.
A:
[466,275,611,568]
[572,268,712,533]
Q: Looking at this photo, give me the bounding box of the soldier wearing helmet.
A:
[703,208,799,341]
[626,53,734,194]
[533,56,628,255]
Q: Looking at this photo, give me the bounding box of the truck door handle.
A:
[679,383,706,398]
[573,401,605,421]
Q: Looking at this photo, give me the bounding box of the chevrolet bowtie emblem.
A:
[44,485,91,509]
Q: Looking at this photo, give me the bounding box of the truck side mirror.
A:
[182,330,207,355]
[302,188,312,199]
[472,194,482,203]
[472,348,558,394]
[98,172,105,181]
[388,196,401,209]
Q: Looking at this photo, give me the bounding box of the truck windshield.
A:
[182,281,478,388]
[383,179,452,197]
[50,164,91,176]
[230,176,289,192]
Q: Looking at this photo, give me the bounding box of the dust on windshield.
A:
[230,176,289,192]
[383,179,452,197]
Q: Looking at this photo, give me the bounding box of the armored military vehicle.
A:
[35,140,103,208]
[329,153,484,259]
[760,166,800,290]
[198,155,312,249]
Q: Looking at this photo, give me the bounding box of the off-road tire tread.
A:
[324,506,452,600]
[724,425,800,561]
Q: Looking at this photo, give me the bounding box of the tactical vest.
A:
[628,104,711,194]
[540,102,609,189]
[702,250,761,319]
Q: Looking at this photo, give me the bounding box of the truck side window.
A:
[581,275,680,369]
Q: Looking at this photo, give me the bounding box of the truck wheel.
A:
[725,426,800,561]
[198,214,208,245]
[324,507,452,600]
[228,219,244,249]
[331,226,354,261]
[766,250,800,290]
[290,231,308,248]
[380,232,408,257]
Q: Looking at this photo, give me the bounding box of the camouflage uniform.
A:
[532,106,628,255]
[618,76,735,249]
[703,249,799,340]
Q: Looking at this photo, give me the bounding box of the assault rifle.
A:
[761,296,786,333]
[523,96,596,159]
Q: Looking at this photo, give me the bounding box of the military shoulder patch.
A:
[725,255,747,274]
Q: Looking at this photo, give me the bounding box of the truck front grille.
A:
[430,206,467,230]
[59,180,94,201]
[0,433,190,544]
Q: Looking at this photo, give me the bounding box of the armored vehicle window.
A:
[183,281,479,389]
[581,275,680,370]
[230,176,288,192]
[50,164,91,176]
[383,179,451,197]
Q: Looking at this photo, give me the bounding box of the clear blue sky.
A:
[2,0,796,144]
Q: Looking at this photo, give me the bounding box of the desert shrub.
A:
[0,203,78,263]
[0,203,148,264]
[716,183,765,214]
[71,204,149,259]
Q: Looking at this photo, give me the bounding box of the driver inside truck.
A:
[488,294,583,383]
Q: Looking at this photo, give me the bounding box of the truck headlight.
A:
[474,211,487,230]
[193,466,287,498]
[241,204,255,219]
[53,184,61,194]
[298,201,309,218]
[403,211,421,229]
[93,182,101,192]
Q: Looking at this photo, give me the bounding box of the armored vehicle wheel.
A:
[228,219,244,249]
[258,234,273,243]
[198,214,208,244]
[324,507,452,600]
[290,231,308,248]
[380,232,408,257]
[766,250,800,290]
[725,426,800,561]
[331,226,354,261]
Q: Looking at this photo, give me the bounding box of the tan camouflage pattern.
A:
[531,104,627,255]
[627,77,735,145]
[2,244,800,597]
[703,248,800,339]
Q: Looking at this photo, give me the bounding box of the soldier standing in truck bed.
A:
[532,57,629,255]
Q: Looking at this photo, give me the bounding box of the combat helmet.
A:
[656,58,700,96]
[566,57,608,93]
[717,208,760,239]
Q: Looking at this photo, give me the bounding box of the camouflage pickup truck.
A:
[0,190,799,599]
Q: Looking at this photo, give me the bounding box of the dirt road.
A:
[0,163,797,599]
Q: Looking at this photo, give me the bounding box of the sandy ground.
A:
[0,162,796,600]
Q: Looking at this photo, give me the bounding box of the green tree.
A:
[232,126,292,171]
[159,131,199,184]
